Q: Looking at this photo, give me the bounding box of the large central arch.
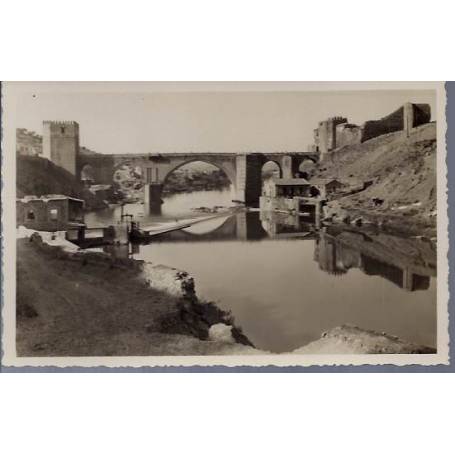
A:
[142,154,239,213]
[161,158,237,190]
[150,158,236,216]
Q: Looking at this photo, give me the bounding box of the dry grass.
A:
[16,239,243,356]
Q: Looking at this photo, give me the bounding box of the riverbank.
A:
[294,325,435,355]
[314,123,437,237]
[16,235,255,356]
[16,222,436,357]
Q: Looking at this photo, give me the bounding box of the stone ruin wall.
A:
[314,117,347,156]
[361,106,406,142]
[314,103,432,157]
[360,103,431,143]
[335,123,363,148]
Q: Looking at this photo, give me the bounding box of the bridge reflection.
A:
[147,211,269,242]
[103,211,436,292]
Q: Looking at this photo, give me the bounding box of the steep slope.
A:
[17,155,107,210]
[313,123,437,234]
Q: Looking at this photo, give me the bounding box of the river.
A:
[86,188,437,353]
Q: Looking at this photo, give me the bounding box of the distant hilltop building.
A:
[16,128,43,156]
[309,102,432,159]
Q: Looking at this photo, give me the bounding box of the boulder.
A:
[208,323,235,344]
[141,263,196,299]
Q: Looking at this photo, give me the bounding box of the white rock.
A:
[140,262,195,298]
[208,323,235,344]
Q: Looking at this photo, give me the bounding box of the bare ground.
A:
[294,325,436,355]
[315,123,437,236]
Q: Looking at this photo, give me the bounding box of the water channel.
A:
[85,188,437,353]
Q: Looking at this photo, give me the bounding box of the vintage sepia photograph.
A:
[1,82,449,367]
[3,2,455,454]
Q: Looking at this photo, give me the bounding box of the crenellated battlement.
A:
[43,120,79,125]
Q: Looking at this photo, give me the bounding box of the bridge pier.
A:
[235,155,263,206]
[144,183,163,215]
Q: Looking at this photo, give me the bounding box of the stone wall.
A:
[314,117,347,157]
[16,198,75,231]
[312,103,432,156]
[335,123,363,148]
[410,103,432,128]
[361,103,431,142]
[361,106,405,142]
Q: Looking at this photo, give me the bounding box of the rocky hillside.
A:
[17,155,107,210]
[313,123,437,235]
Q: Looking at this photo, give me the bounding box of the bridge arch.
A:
[145,159,236,216]
[76,153,115,185]
[80,163,96,185]
[161,158,237,190]
[297,158,317,179]
[261,160,282,180]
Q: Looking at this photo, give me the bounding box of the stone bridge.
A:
[77,150,319,212]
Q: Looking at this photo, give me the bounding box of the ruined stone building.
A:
[16,195,85,231]
[310,116,347,158]
[310,102,432,159]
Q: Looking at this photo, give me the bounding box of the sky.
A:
[12,84,437,155]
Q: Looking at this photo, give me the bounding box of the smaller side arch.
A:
[80,164,96,185]
[76,154,115,185]
[296,158,317,179]
[261,160,283,180]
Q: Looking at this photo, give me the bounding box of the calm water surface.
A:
[87,189,437,353]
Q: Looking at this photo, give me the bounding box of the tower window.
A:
[27,210,35,220]
[49,208,58,220]
[61,126,65,134]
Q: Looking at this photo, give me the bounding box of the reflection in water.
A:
[314,230,436,292]
[90,190,437,353]
[85,188,237,228]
